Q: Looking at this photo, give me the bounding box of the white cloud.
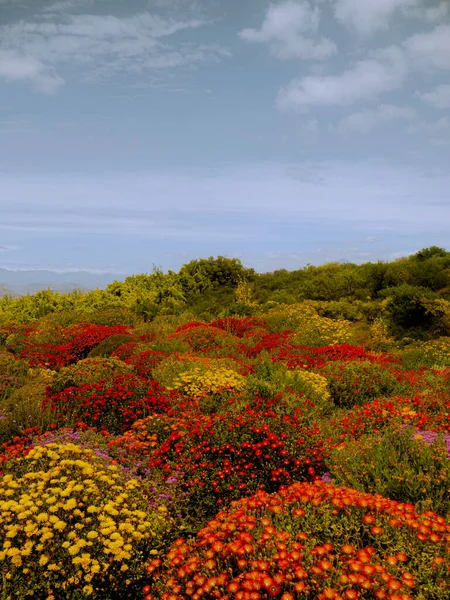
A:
[335,104,416,135]
[276,45,407,110]
[0,11,230,90]
[239,0,336,60]
[0,50,64,93]
[415,84,450,109]
[332,0,419,36]
[404,24,450,70]
[332,0,449,36]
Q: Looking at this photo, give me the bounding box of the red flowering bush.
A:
[272,344,399,371]
[333,392,450,441]
[18,323,131,368]
[87,332,137,357]
[145,481,450,600]
[113,340,140,361]
[237,332,294,360]
[127,398,328,525]
[126,349,170,379]
[43,373,175,434]
[210,317,269,338]
[168,323,239,353]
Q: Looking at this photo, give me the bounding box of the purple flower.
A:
[413,429,450,459]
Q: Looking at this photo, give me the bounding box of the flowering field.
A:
[0,306,449,599]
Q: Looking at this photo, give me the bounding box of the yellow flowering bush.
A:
[399,337,450,369]
[291,316,353,346]
[170,367,246,399]
[152,355,244,389]
[286,369,331,407]
[28,367,58,383]
[234,278,258,307]
[265,302,353,345]
[418,337,450,367]
[370,317,395,350]
[0,443,168,598]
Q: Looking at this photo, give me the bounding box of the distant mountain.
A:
[0,269,124,297]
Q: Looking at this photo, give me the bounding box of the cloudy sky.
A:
[1,0,449,277]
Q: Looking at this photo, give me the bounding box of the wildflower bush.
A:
[49,357,134,394]
[285,369,332,409]
[141,400,328,526]
[264,303,354,345]
[124,350,169,379]
[328,424,450,518]
[44,374,173,434]
[2,282,450,599]
[0,375,56,444]
[0,351,30,401]
[0,443,169,598]
[145,480,450,600]
[17,323,131,369]
[167,323,238,353]
[400,337,450,369]
[244,362,333,418]
[169,367,247,400]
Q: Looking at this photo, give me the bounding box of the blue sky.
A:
[1,0,449,277]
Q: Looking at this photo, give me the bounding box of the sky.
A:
[0,0,449,279]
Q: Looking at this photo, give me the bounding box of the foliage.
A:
[49,357,134,394]
[87,334,138,358]
[321,360,399,408]
[328,424,450,518]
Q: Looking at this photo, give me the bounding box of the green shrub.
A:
[328,424,450,518]
[87,334,137,358]
[0,377,55,444]
[48,357,133,395]
[0,352,32,408]
[321,360,398,408]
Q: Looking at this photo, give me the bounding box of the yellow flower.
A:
[63,498,77,510]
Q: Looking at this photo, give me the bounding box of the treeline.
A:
[1,247,450,341]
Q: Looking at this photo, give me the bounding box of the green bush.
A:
[328,424,450,518]
[48,357,133,394]
[0,351,31,402]
[321,359,398,408]
[87,334,137,358]
[0,377,55,444]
